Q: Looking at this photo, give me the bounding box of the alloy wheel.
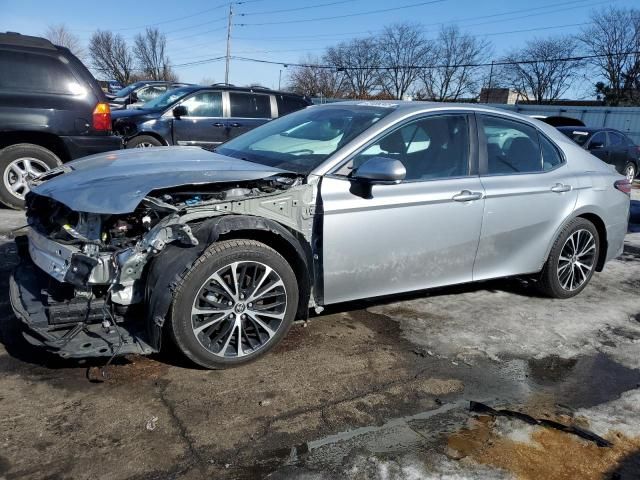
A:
[191,261,287,358]
[2,157,50,200]
[135,142,156,148]
[556,229,596,291]
[625,164,636,182]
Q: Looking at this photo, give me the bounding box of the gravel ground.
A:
[0,190,638,480]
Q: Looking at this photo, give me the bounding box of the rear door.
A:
[473,114,577,280]
[226,91,272,139]
[172,90,226,149]
[607,131,629,174]
[586,131,610,164]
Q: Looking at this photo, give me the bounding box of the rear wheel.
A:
[0,143,61,209]
[126,135,163,149]
[169,240,298,369]
[624,162,637,182]
[537,218,599,298]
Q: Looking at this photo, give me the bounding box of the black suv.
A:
[0,32,122,209]
[111,84,312,149]
[108,80,195,110]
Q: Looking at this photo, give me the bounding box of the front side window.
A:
[482,116,542,174]
[348,115,470,181]
[180,91,223,117]
[137,84,167,102]
[229,92,271,118]
[216,105,394,174]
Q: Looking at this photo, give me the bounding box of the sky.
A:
[3,0,639,98]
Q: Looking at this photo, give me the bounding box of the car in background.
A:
[108,80,194,110]
[0,32,122,209]
[111,85,312,149]
[98,80,123,94]
[11,103,630,368]
[557,127,639,182]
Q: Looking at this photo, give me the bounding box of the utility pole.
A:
[225,3,233,84]
[486,60,494,103]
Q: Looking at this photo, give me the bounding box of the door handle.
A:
[452,190,483,202]
[550,183,572,193]
[212,122,225,127]
[229,122,242,128]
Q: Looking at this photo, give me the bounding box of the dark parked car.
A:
[0,32,122,209]
[111,85,312,149]
[557,127,639,181]
[108,80,194,110]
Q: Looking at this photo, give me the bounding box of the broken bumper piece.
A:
[9,259,155,359]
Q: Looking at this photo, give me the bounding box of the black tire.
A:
[125,135,163,149]
[0,143,62,209]
[537,218,600,299]
[623,162,637,182]
[168,239,299,369]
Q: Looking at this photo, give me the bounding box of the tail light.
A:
[92,102,111,131]
[614,179,631,194]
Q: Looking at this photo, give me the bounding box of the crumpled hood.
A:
[31,146,287,214]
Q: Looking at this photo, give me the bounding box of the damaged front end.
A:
[10,174,315,359]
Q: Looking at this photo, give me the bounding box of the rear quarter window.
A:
[0,49,81,95]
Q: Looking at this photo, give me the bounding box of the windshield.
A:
[559,129,593,146]
[142,87,194,110]
[112,82,142,98]
[216,105,395,174]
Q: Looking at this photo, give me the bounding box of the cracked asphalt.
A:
[0,188,639,480]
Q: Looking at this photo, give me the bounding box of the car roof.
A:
[556,126,625,135]
[0,32,58,50]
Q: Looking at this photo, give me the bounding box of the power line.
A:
[228,50,640,71]
[236,0,447,26]
[239,0,360,16]
[167,26,227,43]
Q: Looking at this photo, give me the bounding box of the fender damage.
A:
[9,147,319,358]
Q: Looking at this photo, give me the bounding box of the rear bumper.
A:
[9,239,154,358]
[605,220,628,263]
[61,134,122,160]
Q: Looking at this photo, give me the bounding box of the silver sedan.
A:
[12,102,631,368]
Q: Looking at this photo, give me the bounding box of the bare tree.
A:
[418,25,490,101]
[579,7,640,105]
[89,31,135,85]
[44,24,86,61]
[324,37,383,98]
[133,28,176,81]
[287,55,346,98]
[500,36,583,104]
[378,23,433,99]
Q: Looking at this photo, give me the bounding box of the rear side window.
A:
[482,116,542,174]
[181,91,223,117]
[608,132,624,146]
[540,135,564,171]
[229,92,271,118]
[276,95,309,116]
[0,49,80,95]
[589,131,607,148]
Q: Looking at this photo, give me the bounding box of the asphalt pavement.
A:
[0,190,639,480]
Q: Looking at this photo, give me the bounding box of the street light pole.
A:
[224,3,233,84]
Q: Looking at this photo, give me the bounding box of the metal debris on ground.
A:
[469,401,613,447]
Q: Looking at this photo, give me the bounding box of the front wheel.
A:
[537,218,599,298]
[169,240,299,369]
[126,135,163,149]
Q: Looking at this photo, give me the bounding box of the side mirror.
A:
[173,106,188,119]
[352,156,406,184]
[589,141,604,150]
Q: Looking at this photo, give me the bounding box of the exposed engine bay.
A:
[11,174,317,359]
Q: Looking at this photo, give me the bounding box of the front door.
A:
[473,114,578,280]
[172,90,226,149]
[320,113,485,305]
